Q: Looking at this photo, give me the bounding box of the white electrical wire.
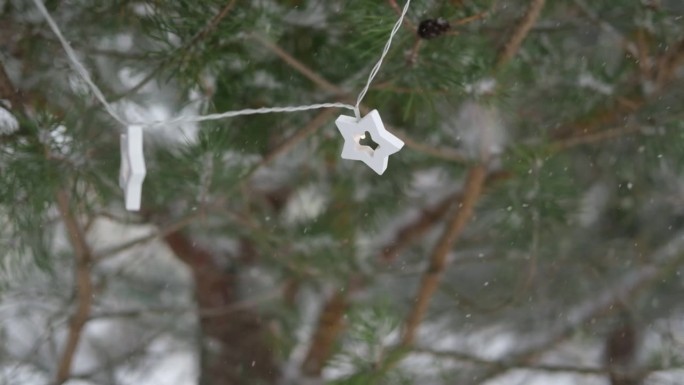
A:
[31,0,410,126]
[147,103,355,127]
[31,0,129,126]
[354,0,411,120]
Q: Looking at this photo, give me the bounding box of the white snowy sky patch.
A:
[578,72,614,95]
[0,106,19,135]
[453,100,507,159]
[284,184,329,224]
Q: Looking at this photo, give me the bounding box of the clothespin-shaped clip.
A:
[119,125,146,211]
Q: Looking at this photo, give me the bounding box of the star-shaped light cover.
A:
[335,110,404,175]
[119,125,146,211]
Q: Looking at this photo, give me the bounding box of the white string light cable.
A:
[31,0,411,210]
[353,0,411,120]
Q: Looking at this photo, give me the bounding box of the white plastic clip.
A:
[119,125,146,211]
[335,110,404,175]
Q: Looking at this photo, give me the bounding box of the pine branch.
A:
[110,0,239,101]
[185,0,239,51]
[4,51,97,383]
[549,124,644,151]
[54,189,95,385]
[258,108,339,168]
[251,34,469,163]
[250,34,342,95]
[400,164,488,346]
[380,170,512,262]
[331,167,490,382]
[553,36,684,140]
[467,230,684,385]
[299,167,511,378]
[551,98,644,140]
[570,0,639,58]
[496,0,546,69]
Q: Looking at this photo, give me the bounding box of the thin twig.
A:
[54,189,95,385]
[571,0,638,58]
[184,0,239,51]
[496,0,546,69]
[250,34,342,95]
[89,286,282,320]
[97,212,202,260]
[549,124,644,151]
[452,10,490,27]
[259,108,338,167]
[553,37,684,140]
[392,129,469,162]
[388,0,416,31]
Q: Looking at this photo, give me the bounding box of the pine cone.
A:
[417,18,451,39]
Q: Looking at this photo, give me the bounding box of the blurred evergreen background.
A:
[1,0,684,384]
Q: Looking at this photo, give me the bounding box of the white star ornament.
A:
[335,110,404,175]
[119,125,146,211]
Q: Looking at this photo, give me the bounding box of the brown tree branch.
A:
[163,231,279,385]
[400,164,488,347]
[0,60,22,109]
[380,170,513,262]
[250,34,342,95]
[299,167,511,378]
[655,37,684,90]
[549,124,644,151]
[388,0,416,31]
[496,0,546,69]
[54,189,95,385]
[185,0,239,50]
[301,291,350,376]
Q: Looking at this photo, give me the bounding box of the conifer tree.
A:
[1,1,684,385]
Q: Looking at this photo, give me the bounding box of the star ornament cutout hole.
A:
[119,125,146,211]
[335,110,404,175]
